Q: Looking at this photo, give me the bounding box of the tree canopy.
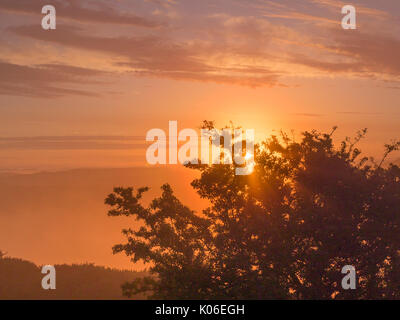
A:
[105,124,400,299]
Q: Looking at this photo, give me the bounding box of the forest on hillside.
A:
[0,253,146,300]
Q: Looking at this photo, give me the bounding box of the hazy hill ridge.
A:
[0,256,147,300]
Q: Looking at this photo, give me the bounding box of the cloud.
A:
[262,11,337,25]
[336,112,383,115]
[146,0,178,8]
[286,29,400,80]
[11,24,282,88]
[328,30,400,77]
[289,53,365,74]
[309,0,389,18]
[0,61,107,97]
[0,0,164,28]
[292,113,324,117]
[0,136,145,150]
[4,0,400,92]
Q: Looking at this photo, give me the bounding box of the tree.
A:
[105,123,400,299]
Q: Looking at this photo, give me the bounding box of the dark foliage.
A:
[0,256,146,299]
[106,125,400,299]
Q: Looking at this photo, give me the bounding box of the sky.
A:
[0,0,399,171]
[0,0,400,269]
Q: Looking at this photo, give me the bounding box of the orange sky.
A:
[0,0,399,268]
[0,0,399,169]
[0,0,399,173]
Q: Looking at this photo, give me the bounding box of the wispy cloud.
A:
[10,23,283,88]
[0,61,107,97]
[309,0,389,18]
[291,113,324,117]
[0,136,145,150]
[336,112,383,115]
[0,0,164,28]
[2,0,400,96]
[262,11,338,25]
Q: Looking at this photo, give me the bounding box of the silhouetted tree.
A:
[106,123,400,299]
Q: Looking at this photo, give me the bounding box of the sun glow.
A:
[245,152,252,161]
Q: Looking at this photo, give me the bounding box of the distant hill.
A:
[0,256,147,300]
